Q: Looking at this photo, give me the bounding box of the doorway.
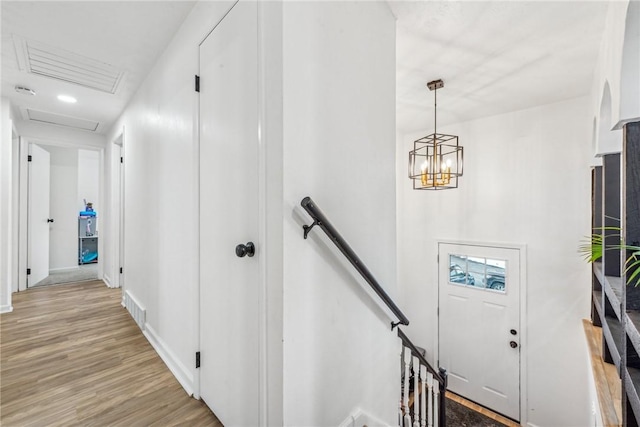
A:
[26,142,102,288]
[198,1,260,425]
[109,131,125,292]
[438,242,524,422]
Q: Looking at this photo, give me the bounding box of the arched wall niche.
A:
[616,0,640,128]
[597,81,622,155]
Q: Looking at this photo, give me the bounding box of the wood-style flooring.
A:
[0,280,222,426]
[583,319,622,426]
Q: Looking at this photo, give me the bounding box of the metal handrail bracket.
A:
[300,196,410,329]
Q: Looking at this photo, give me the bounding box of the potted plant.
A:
[580,227,640,286]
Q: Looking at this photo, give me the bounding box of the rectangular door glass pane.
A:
[449,254,507,292]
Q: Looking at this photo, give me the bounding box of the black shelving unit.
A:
[592,122,640,427]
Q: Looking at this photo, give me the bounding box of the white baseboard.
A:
[123,290,146,330]
[103,274,112,288]
[49,266,80,273]
[143,324,194,396]
[338,407,390,427]
[1,304,14,314]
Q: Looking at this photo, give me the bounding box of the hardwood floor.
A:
[0,280,223,426]
[583,319,622,426]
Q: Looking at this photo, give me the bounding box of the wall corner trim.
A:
[143,324,195,396]
[103,274,112,288]
[0,305,14,314]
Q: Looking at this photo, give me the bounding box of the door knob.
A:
[47,218,54,223]
[235,242,255,258]
[510,341,518,348]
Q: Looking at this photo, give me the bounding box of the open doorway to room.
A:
[26,142,102,287]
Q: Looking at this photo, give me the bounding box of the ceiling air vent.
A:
[24,108,100,132]
[13,35,123,94]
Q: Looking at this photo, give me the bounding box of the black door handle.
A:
[235,242,255,258]
[510,341,518,349]
[47,218,54,223]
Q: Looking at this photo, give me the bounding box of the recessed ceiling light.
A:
[57,95,77,103]
[15,86,36,96]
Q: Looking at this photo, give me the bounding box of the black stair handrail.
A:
[300,196,410,329]
[398,328,447,427]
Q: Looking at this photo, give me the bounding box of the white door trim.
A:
[108,128,124,291]
[256,2,284,426]
[17,137,106,291]
[17,137,28,291]
[436,239,528,425]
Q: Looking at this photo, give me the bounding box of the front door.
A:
[438,242,521,421]
[28,143,51,287]
[199,2,260,425]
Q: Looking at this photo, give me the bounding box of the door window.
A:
[449,254,507,292]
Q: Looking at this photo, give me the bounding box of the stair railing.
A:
[300,196,410,329]
[398,328,447,427]
[299,196,446,426]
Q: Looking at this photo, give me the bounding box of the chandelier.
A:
[408,79,463,190]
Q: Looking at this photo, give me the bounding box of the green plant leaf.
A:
[625,251,640,287]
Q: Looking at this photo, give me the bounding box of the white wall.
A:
[77,149,99,217]
[397,97,592,426]
[589,0,637,156]
[281,2,398,425]
[15,121,106,149]
[618,0,640,125]
[45,146,79,270]
[1,97,13,312]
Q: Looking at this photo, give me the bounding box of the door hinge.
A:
[28,155,32,162]
[120,156,123,163]
[195,75,200,93]
[27,268,31,275]
[119,267,123,274]
[195,351,201,368]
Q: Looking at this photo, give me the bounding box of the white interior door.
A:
[28,144,51,287]
[199,2,260,425]
[438,242,521,421]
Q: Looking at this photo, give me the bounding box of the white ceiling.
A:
[1,1,609,136]
[1,1,195,134]
[391,1,609,133]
